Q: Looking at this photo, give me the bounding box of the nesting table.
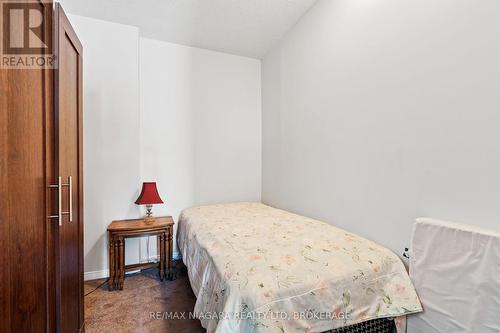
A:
[107,216,174,290]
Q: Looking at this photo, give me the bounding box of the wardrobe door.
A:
[54,3,84,332]
[0,1,55,331]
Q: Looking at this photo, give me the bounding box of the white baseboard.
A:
[84,251,181,281]
[140,254,160,263]
[84,269,108,281]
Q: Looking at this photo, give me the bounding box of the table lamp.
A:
[135,182,164,223]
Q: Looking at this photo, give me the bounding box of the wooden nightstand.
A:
[107,216,174,290]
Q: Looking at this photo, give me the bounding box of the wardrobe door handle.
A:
[57,176,63,226]
[68,176,72,222]
[48,176,63,226]
[48,176,71,226]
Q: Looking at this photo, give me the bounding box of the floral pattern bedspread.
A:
[177,202,422,333]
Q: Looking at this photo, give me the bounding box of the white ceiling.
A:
[59,0,318,58]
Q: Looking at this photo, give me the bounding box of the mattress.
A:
[177,202,422,333]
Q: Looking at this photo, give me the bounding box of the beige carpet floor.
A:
[84,262,205,333]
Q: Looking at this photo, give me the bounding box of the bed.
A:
[177,202,422,333]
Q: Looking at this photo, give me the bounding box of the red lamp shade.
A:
[135,182,164,205]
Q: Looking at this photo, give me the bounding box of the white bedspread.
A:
[177,202,422,333]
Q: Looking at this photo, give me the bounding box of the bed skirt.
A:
[326,318,395,333]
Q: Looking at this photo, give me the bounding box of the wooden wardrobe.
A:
[0,1,84,332]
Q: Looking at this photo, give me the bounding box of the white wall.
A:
[67,15,142,278]
[190,44,262,205]
[140,38,262,257]
[139,38,195,261]
[262,0,500,255]
[67,14,262,279]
